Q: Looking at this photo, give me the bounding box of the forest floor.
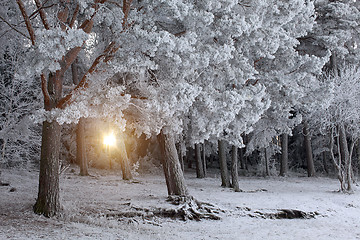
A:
[0,166,360,240]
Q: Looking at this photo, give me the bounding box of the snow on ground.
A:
[1,166,360,240]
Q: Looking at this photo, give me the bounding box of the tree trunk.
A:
[323,152,329,175]
[202,142,207,177]
[118,139,132,180]
[279,134,288,177]
[239,147,245,169]
[218,140,230,187]
[195,144,205,178]
[178,145,185,172]
[158,130,188,196]
[338,123,352,191]
[231,145,240,192]
[33,121,61,217]
[187,147,193,169]
[72,58,88,176]
[77,118,88,176]
[264,147,270,176]
[303,121,315,177]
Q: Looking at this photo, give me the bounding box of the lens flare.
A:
[103,132,116,147]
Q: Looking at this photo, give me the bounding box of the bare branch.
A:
[16,0,36,45]
[57,42,118,109]
[0,15,30,39]
[34,0,50,30]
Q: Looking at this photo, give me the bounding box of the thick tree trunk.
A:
[158,130,188,196]
[231,145,240,192]
[195,144,205,178]
[77,118,88,176]
[303,121,315,177]
[118,140,132,180]
[202,143,207,177]
[33,121,61,217]
[279,134,288,177]
[218,140,230,187]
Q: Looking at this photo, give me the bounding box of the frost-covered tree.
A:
[0,1,41,173]
[309,66,360,192]
[240,0,328,165]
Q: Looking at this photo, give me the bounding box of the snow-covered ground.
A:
[1,166,359,240]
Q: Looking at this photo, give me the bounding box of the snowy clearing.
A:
[1,167,360,240]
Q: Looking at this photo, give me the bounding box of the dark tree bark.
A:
[231,145,240,192]
[33,121,61,217]
[158,130,188,196]
[264,147,270,176]
[187,147,193,169]
[279,134,288,177]
[239,147,245,169]
[202,142,207,177]
[323,152,329,174]
[218,140,230,187]
[195,144,205,178]
[303,121,315,177]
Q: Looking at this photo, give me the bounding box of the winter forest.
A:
[0,0,360,239]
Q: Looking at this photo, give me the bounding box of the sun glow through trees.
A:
[103,132,116,147]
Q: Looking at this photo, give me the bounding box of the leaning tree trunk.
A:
[279,134,288,177]
[33,120,61,217]
[303,121,315,177]
[158,130,188,196]
[218,140,230,187]
[118,139,132,180]
[195,143,205,178]
[231,145,240,192]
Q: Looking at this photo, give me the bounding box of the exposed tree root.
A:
[248,208,319,219]
[106,195,223,221]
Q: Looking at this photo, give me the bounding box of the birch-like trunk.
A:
[231,145,240,192]
[338,123,352,191]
